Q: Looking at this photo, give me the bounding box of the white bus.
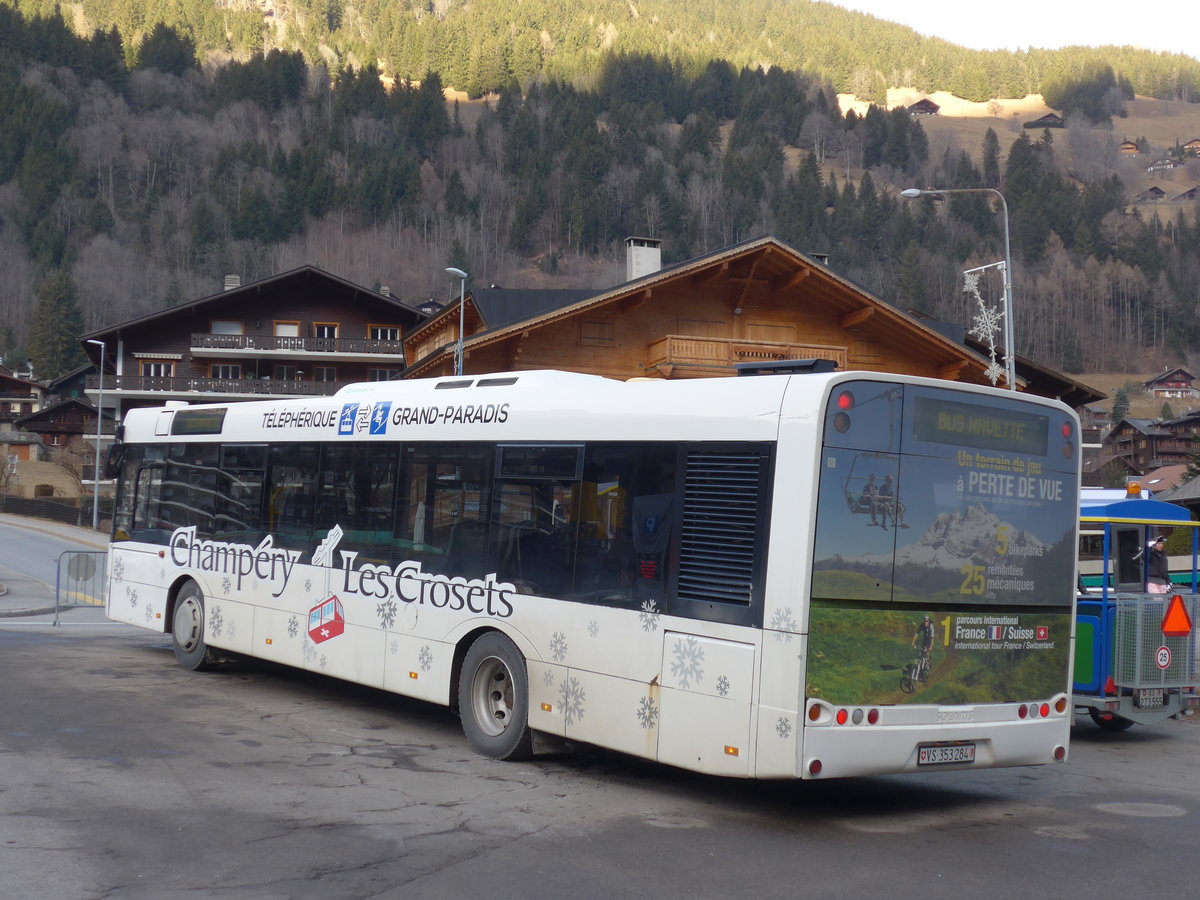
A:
[105,368,1081,779]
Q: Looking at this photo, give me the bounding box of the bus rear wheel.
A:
[1088,708,1135,732]
[172,581,215,671]
[458,632,533,761]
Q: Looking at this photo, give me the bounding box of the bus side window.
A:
[267,443,319,552]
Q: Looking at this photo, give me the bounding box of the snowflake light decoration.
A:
[963,265,1009,387]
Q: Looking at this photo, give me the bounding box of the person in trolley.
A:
[1146,536,1171,594]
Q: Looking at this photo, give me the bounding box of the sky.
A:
[825,1,1199,61]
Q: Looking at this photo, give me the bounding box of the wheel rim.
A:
[469,654,515,737]
[174,595,203,654]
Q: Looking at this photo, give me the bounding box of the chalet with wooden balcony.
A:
[0,367,43,432]
[400,234,1105,408]
[1144,367,1196,399]
[14,398,115,461]
[79,266,427,425]
[1103,417,1178,471]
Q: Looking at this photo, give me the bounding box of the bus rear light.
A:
[837,391,855,410]
[808,759,823,776]
[851,708,864,725]
[835,708,849,725]
[1061,422,1073,438]
[1039,703,1050,718]
[867,708,879,724]
[808,703,823,722]
[1018,704,1028,719]
[833,412,851,433]
[1054,745,1066,761]
[1062,441,1074,459]
[1054,697,1068,714]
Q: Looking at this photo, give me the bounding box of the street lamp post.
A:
[901,187,1016,391]
[85,339,105,529]
[445,267,469,376]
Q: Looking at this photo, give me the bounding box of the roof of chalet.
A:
[402,235,1102,405]
[1145,367,1195,387]
[1155,476,1200,504]
[1110,417,1170,437]
[1135,186,1167,200]
[14,396,114,428]
[1032,112,1063,123]
[1140,463,1188,494]
[78,265,428,360]
[908,98,939,113]
[1174,186,1200,201]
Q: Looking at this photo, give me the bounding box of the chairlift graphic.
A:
[839,451,907,528]
[308,595,345,644]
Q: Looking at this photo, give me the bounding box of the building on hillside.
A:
[401,234,1104,408]
[1183,139,1200,157]
[907,98,939,116]
[1025,112,1064,129]
[1144,367,1196,399]
[1146,158,1182,174]
[1102,418,1175,471]
[79,266,428,432]
[1,368,43,433]
[1119,140,1140,156]
[1134,186,1167,202]
[1173,186,1200,202]
[13,398,115,462]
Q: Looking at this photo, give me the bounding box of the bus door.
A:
[1113,526,1145,591]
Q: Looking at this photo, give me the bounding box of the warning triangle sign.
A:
[1161,594,1194,638]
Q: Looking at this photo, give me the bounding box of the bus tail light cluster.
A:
[1060,420,1075,460]
[832,390,855,433]
[1018,697,1068,719]
[808,701,880,725]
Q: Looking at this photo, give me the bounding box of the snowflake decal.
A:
[670,636,705,689]
[550,631,568,662]
[559,676,586,726]
[771,607,798,643]
[588,619,599,638]
[227,620,237,641]
[112,557,125,583]
[287,616,299,639]
[543,669,555,687]
[208,605,224,637]
[319,654,328,670]
[716,675,730,697]
[639,598,661,633]
[377,599,398,629]
[302,641,317,666]
[636,695,659,730]
[304,578,313,592]
[144,605,154,624]
[222,577,232,595]
[126,586,138,608]
[964,264,1010,387]
[776,716,793,739]
[418,645,433,672]
[390,638,399,656]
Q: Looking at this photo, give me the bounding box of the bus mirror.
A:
[104,443,126,479]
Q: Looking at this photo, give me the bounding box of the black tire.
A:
[1088,708,1135,732]
[171,581,215,671]
[899,666,916,694]
[458,632,533,761]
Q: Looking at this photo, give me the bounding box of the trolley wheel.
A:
[172,581,215,671]
[1088,708,1135,732]
[458,632,533,761]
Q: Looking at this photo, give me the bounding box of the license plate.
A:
[1136,689,1164,708]
[918,743,976,766]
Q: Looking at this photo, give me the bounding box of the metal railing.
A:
[54,550,107,624]
[191,333,405,355]
[86,374,346,396]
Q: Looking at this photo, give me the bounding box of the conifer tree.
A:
[28,271,85,380]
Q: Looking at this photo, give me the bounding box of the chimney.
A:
[625,236,662,282]
[224,274,241,291]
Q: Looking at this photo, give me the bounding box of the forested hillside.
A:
[1,3,1199,382]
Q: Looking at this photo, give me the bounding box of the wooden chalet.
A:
[907,98,939,116]
[1144,367,1196,399]
[14,397,115,458]
[1146,158,1182,174]
[1119,140,1140,156]
[1174,186,1200,202]
[1025,112,1064,129]
[401,235,1103,405]
[1134,186,1167,203]
[1184,138,1200,157]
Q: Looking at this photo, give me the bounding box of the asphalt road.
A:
[2,615,1198,900]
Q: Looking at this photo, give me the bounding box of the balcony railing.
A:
[191,333,404,355]
[87,375,346,396]
[645,335,848,374]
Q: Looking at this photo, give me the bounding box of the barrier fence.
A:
[54,550,107,625]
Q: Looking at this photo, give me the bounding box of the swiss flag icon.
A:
[1035,626,1049,640]
[1161,594,1194,638]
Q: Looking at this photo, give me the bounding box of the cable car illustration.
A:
[307,595,345,644]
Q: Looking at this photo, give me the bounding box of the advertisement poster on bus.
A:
[807,383,1078,704]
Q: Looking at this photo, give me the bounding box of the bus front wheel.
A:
[172,581,215,671]
[458,632,533,761]
[1088,708,1135,732]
